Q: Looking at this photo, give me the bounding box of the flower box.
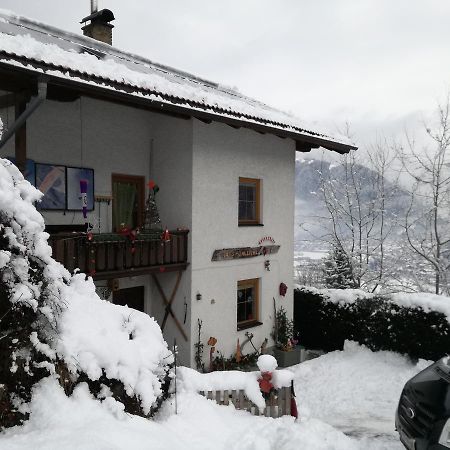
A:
[273,346,303,368]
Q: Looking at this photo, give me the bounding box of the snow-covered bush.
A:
[0,159,173,429]
[294,286,450,361]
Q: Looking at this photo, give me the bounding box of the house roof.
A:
[0,10,357,153]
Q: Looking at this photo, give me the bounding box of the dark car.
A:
[396,356,450,449]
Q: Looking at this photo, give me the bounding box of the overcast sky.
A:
[2,0,450,150]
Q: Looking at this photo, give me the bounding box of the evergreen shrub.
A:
[294,287,450,361]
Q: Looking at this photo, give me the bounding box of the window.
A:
[238,177,261,225]
[112,174,145,232]
[237,278,260,330]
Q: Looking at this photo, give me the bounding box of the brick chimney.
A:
[81,1,115,45]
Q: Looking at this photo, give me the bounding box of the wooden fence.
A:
[199,387,292,418]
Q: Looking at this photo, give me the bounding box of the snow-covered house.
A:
[0,8,356,366]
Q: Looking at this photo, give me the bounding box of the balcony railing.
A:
[48,229,189,280]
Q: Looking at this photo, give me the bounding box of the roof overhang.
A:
[0,53,357,154]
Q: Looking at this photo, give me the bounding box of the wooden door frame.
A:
[111,173,145,231]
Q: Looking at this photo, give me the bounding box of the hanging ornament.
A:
[80,179,88,219]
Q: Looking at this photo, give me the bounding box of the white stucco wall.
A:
[190,119,296,368]
[0,96,194,365]
[149,113,193,366]
[0,96,296,369]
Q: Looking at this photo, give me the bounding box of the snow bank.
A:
[0,377,357,450]
[293,341,431,442]
[0,158,172,414]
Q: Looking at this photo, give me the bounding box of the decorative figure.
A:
[207,336,217,372]
[143,180,161,230]
[279,282,287,297]
[265,260,271,271]
[236,339,242,363]
[257,355,277,399]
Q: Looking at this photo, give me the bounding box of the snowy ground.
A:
[293,341,430,449]
[0,342,429,450]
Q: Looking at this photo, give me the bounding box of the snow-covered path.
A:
[291,341,431,449]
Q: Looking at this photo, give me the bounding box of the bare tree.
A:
[398,100,450,295]
[317,142,399,292]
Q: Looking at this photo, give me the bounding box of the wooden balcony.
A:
[48,229,189,280]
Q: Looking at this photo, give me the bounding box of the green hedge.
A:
[294,287,450,361]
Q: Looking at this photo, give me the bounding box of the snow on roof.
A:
[0,10,356,152]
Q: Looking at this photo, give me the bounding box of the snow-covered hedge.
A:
[294,286,450,361]
[0,159,173,428]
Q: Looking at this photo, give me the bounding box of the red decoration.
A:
[291,397,298,419]
[119,226,131,236]
[279,282,287,297]
[161,228,170,242]
[290,380,299,419]
[148,180,156,190]
[87,232,93,241]
[258,371,274,396]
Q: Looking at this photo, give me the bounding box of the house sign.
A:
[211,245,280,261]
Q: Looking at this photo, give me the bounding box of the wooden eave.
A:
[0,53,357,154]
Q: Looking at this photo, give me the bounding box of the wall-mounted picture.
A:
[7,157,36,186]
[66,166,94,211]
[35,163,66,210]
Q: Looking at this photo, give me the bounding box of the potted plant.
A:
[272,305,302,367]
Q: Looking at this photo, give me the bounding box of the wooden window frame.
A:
[238,177,262,226]
[111,173,145,232]
[237,278,262,331]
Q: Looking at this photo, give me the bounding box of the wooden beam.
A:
[160,271,182,330]
[152,272,188,341]
[92,262,189,280]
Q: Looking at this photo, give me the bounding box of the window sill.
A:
[237,320,263,331]
[238,223,264,227]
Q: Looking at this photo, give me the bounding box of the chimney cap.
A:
[80,8,115,25]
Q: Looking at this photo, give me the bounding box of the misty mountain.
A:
[294,158,409,249]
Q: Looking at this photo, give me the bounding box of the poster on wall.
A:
[35,163,66,210]
[7,157,36,186]
[66,166,94,211]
